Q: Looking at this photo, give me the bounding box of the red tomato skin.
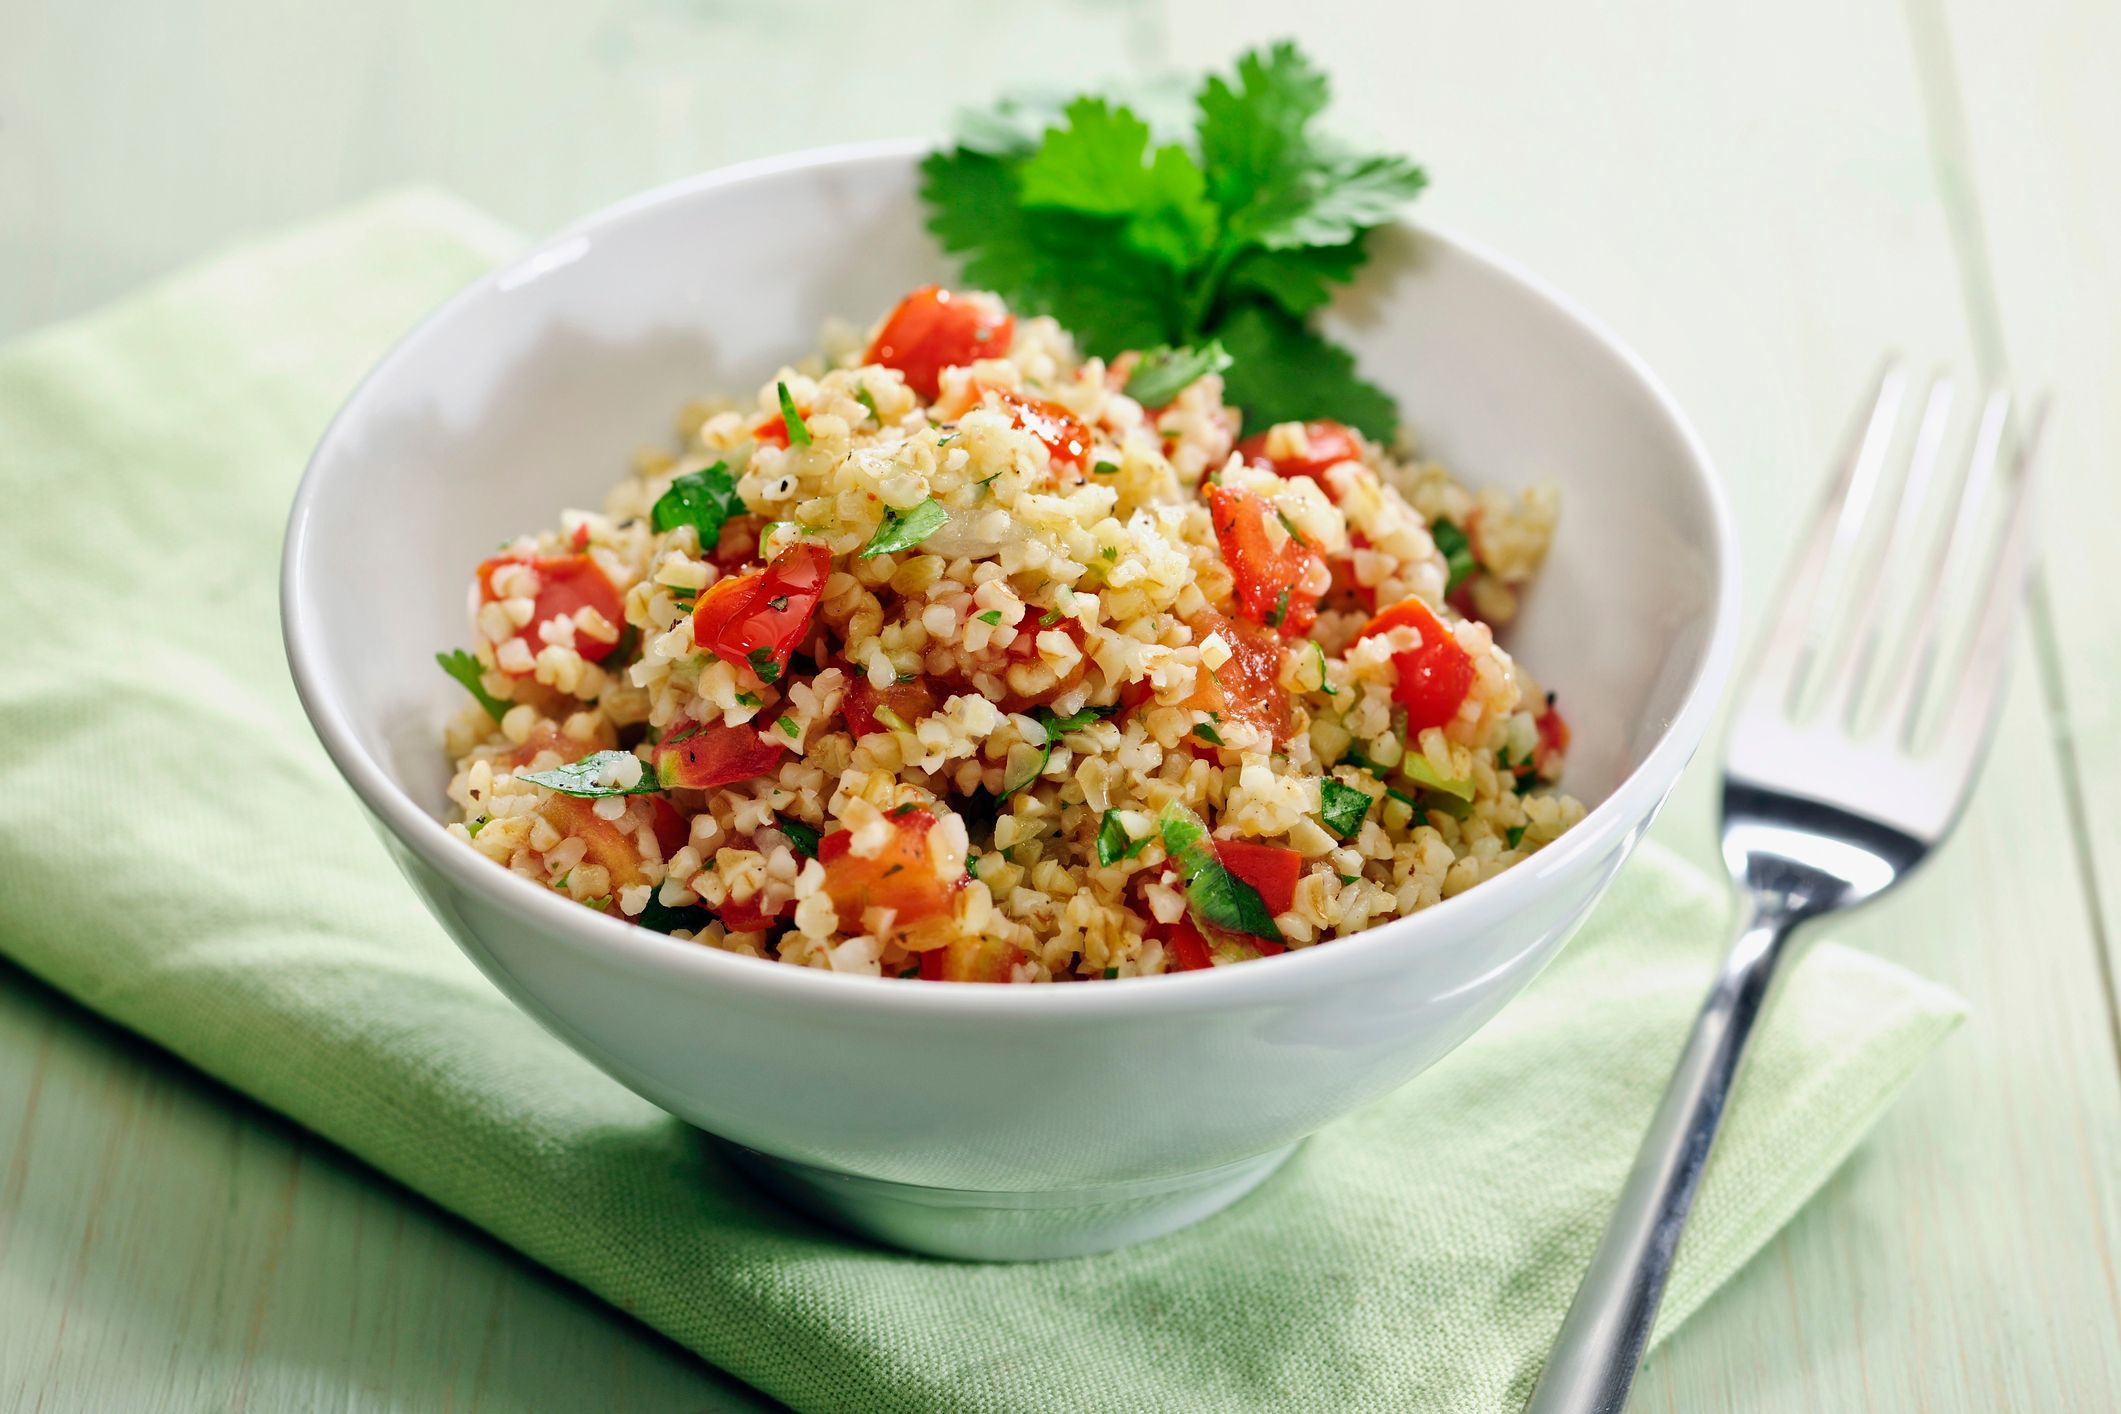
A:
[691,543,832,682]
[753,415,790,449]
[1207,484,1323,638]
[983,386,1089,472]
[844,676,940,737]
[866,286,1014,401]
[653,722,786,790]
[715,892,785,932]
[1166,915,1215,972]
[1235,420,1363,491]
[476,553,626,674]
[648,796,691,858]
[537,796,648,890]
[819,807,959,940]
[1210,839,1301,917]
[1357,597,1475,732]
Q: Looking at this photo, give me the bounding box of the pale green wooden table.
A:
[5,2,2119,1409]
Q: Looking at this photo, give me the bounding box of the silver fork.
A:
[1524,365,2048,1414]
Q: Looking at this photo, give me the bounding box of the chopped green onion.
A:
[745,646,782,684]
[1158,803,1282,943]
[855,386,880,420]
[976,609,1003,625]
[777,715,800,738]
[1264,586,1290,629]
[777,381,812,446]
[1092,460,1121,476]
[1193,721,1225,746]
[1398,751,1475,802]
[734,691,762,707]
[873,703,911,732]
[1311,640,1338,695]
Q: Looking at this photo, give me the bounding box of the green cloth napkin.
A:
[0,191,1965,1413]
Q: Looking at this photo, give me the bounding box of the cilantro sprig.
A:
[517,750,663,798]
[860,498,949,558]
[652,461,741,548]
[921,42,1424,437]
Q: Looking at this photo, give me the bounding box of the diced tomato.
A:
[653,722,785,790]
[1235,419,1364,492]
[497,725,567,771]
[715,891,787,933]
[917,933,1030,983]
[1165,915,1214,972]
[1211,839,1301,917]
[866,286,1014,401]
[476,552,626,674]
[1208,484,1323,638]
[692,542,833,684]
[648,796,691,858]
[1138,612,1293,747]
[1534,698,1570,770]
[1358,597,1474,732]
[820,806,960,941]
[981,385,1089,473]
[538,796,648,890]
[844,675,939,737]
[753,415,790,449]
[569,523,591,551]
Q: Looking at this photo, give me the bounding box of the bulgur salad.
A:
[435,284,1582,981]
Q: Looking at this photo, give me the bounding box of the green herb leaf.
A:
[976,609,1003,625]
[1124,340,1233,407]
[1264,585,1290,629]
[1018,98,1218,271]
[1092,459,1121,475]
[1311,640,1338,695]
[436,648,509,722]
[1218,301,1397,439]
[734,691,762,707]
[465,816,488,838]
[776,814,822,858]
[1041,703,1114,736]
[860,498,948,558]
[517,750,662,798]
[776,381,812,446]
[1158,803,1283,942]
[745,646,782,684]
[650,461,741,546]
[1432,517,1476,594]
[854,386,880,420]
[1226,239,1369,317]
[1192,721,1225,746]
[1506,824,1528,851]
[1319,778,1374,839]
[637,893,715,935]
[1104,966,1120,979]
[1096,809,1150,867]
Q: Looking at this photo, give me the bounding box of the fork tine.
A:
[1918,398,2046,795]
[1837,374,1955,728]
[1734,360,1908,719]
[1877,387,2014,743]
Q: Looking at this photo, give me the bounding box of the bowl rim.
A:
[281,137,1742,1022]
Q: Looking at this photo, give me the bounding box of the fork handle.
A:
[1524,893,1802,1413]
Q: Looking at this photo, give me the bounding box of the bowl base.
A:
[722,1142,1299,1261]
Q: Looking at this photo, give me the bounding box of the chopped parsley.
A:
[1092,459,1121,475]
[734,691,762,707]
[977,609,1003,625]
[859,498,949,558]
[517,750,663,798]
[1506,824,1528,851]
[650,460,741,547]
[631,899,711,937]
[872,704,911,732]
[1103,966,1120,979]
[766,595,789,611]
[892,802,918,817]
[1264,585,1291,629]
[1318,779,1374,839]
[1311,640,1338,694]
[1100,545,1118,561]
[1193,721,1225,746]
[1158,803,1282,943]
[777,715,800,738]
[436,648,509,722]
[1124,340,1233,407]
[777,815,821,858]
[918,42,1424,436]
[776,381,812,446]
[1336,872,1360,885]
[1096,809,1150,866]
[855,386,880,420]
[745,646,782,684]
[966,853,982,879]
[900,964,923,978]
[1432,517,1477,594]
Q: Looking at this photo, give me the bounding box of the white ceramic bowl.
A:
[282,140,1739,1261]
